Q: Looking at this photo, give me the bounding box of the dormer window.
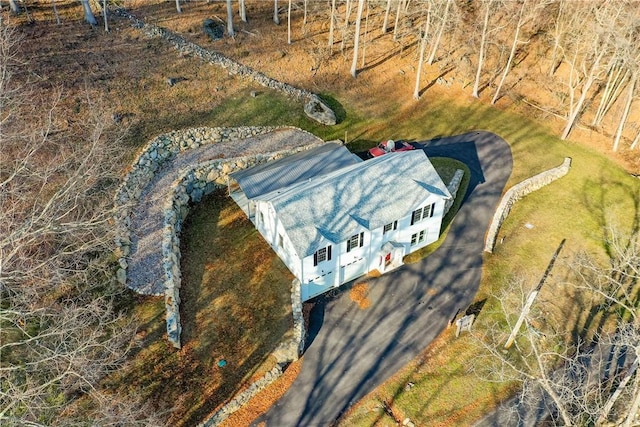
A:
[313,245,332,266]
[346,232,364,252]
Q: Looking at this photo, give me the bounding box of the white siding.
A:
[257,194,449,302]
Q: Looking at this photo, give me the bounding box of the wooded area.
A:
[152,0,640,153]
[1,0,639,426]
[4,0,640,153]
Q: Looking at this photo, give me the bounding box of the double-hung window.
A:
[346,232,364,252]
[383,220,398,235]
[410,230,427,246]
[313,245,332,266]
[410,203,436,225]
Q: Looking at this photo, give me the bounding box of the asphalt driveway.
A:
[254,131,513,426]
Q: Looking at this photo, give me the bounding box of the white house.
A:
[230,143,452,301]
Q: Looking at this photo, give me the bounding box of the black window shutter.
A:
[394,220,398,230]
[327,245,332,260]
[313,251,318,266]
[430,203,435,217]
[347,239,351,252]
[359,232,364,247]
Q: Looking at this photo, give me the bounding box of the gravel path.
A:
[126,128,323,295]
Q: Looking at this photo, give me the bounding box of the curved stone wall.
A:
[113,8,336,126]
[162,147,323,348]
[114,128,318,424]
[114,126,279,280]
[484,157,572,253]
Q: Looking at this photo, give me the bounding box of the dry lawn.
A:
[104,192,294,426]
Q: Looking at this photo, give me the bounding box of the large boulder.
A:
[304,97,337,126]
[203,18,224,41]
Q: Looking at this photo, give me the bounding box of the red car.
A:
[367,140,415,157]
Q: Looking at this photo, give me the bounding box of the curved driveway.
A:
[255,131,513,426]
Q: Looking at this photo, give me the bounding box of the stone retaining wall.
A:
[113,8,336,126]
[484,158,572,253]
[114,126,279,288]
[199,279,304,427]
[444,169,465,215]
[162,144,326,348]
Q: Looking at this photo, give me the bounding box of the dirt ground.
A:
[126,0,639,173]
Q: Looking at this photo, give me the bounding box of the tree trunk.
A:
[561,49,606,140]
[239,0,247,23]
[52,0,61,24]
[598,358,638,424]
[613,75,636,152]
[548,0,564,76]
[341,0,353,53]
[226,0,234,36]
[472,1,492,98]
[328,0,336,49]
[361,0,370,67]
[623,373,640,427]
[303,0,308,27]
[350,0,366,78]
[273,0,280,25]
[8,0,19,13]
[592,64,627,126]
[631,129,640,150]
[393,0,403,41]
[414,4,432,100]
[175,0,182,14]
[102,0,109,32]
[427,0,451,65]
[382,0,392,34]
[80,0,97,26]
[491,0,526,105]
[287,0,292,44]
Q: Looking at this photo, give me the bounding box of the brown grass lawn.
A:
[105,191,293,426]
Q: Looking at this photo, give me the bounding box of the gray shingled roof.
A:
[258,150,452,258]
[230,143,361,199]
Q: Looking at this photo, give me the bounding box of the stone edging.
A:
[114,126,279,290]
[113,8,336,126]
[113,128,319,424]
[162,144,326,348]
[444,169,465,215]
[198,278,305,427]
[484,157,572,253]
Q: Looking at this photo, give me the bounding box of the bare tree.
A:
[102,0,109,32]
[51,0,61,25]
[80,0,97,25]
[491,0,547,104]
[226,0,234,37]
[328,0,336,50]
[471,0,496,98]
[426,0,452,65]
[382,0,392,34]
[0,19,155,426]
[274,0,280,25]
[8,0,20,14]
[473,227,640,426]
[613,74,636,152]
[414,2,432,100]
[350,0,366,77]
[560,3,616,140]
[288,0,292,44]
[547,0,566,77]
[175,0,182,14]
[239,0,247,22]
